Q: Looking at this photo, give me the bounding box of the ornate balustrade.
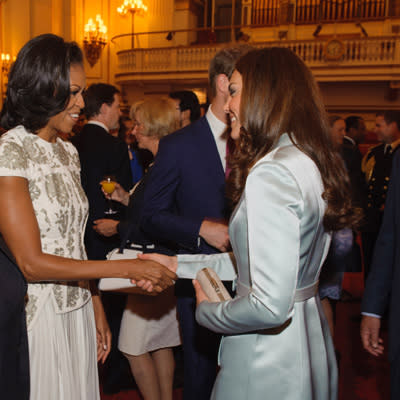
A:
[250,0,394,26]
[115,36,400,83]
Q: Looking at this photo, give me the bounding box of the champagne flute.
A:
[101,175,117,215]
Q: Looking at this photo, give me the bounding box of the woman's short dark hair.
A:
[0,34,83,132]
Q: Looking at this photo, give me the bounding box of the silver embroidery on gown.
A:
[0,126,90,330]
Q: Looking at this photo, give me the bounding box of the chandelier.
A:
[83,14,108,67]
[117,0,148,16]
[117,0,148,48]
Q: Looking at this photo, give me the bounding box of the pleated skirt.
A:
[28,297,99,400]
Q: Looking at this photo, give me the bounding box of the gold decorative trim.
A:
[323,39,345,61]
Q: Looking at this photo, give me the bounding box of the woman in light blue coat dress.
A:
[140,48,360,399]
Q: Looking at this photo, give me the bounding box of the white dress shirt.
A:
[87,120,109,133]
[206,105,227,172]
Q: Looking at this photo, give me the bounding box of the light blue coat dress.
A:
[177,134,338,400]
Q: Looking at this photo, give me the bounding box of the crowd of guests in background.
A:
[1,32,400,400]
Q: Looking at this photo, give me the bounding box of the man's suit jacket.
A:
[141,116,227,257]
[72,123,132,259]
[341,138,365,208]
[117,165,173,256]
[339,139,365,272]
[0,236,29,399]
[361,152,400,362]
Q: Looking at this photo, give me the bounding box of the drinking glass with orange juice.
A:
[101,175,118,215]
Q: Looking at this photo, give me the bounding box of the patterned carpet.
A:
[101,272,390,400]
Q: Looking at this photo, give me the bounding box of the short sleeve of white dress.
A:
[0,126,91,330]
[0,128,29,178]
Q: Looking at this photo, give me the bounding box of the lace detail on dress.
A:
[0,126,91,329]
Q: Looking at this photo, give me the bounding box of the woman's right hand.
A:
[138,253,178,273]
[130,259,177,293]
[101,182,130,206]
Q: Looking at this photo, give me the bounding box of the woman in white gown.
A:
[0,34,175,400]
[141,47,360,399]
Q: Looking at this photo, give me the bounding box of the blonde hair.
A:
[130,98,178,139]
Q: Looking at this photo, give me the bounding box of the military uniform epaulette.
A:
[364,143,384,161]
[362,143,384,183]
[362,140,400,232]
[390,138,400,152]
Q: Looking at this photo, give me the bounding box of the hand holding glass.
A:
[101,175,117,215]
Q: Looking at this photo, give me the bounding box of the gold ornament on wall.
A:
[83,14,108,67]
[323,39,345,62]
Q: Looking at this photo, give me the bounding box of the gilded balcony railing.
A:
[296,0,386,23]
[115,36,400,81]
[252,0,281,25]
[251,0,397,25]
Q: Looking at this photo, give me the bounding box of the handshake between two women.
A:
[95,179,229,296]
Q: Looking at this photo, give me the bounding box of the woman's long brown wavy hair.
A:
[227,47,360,231]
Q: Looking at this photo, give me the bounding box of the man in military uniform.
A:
[361,110,400,280]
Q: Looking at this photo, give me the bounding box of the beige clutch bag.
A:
[196,268,232,302]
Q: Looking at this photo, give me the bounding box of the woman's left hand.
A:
[193,279,210,306]
[92,295,112,363]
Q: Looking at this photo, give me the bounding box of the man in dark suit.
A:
[71,83,133,394]
[72,83,132,260]
[141,46,251,400]
[169,90,201,128]
[344,115,366,149]
[361,150,400,400]
[360,111,400,279]
[343,116,366,209]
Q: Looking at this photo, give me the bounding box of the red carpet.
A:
[100,388,182,400]
[101,272,390,400]
[336,273,390,400]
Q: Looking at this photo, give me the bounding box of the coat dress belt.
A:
[236,280,319,302]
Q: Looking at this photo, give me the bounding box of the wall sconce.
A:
[1,53,11,72]
[1,53,13,102]
[166,31,175,41]
[313,24,323,37]
[83,14,108,67]
[356,23,368,37]
[117,0,148,49]
[278,30,288,40]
